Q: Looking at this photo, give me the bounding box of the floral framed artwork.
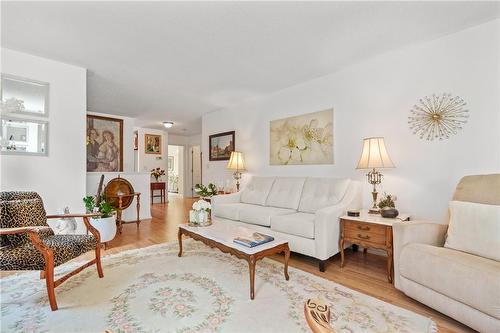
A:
[209,131,235,161]
[86,115,123,172]
[145,134,161,154]
[270,109,334,165]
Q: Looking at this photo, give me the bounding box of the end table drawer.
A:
[344,228,386,245]
[344,220,386,236]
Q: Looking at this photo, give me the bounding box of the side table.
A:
[150,182,166,204]
[339,210,410,283]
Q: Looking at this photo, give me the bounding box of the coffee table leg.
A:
[284,245,290,281]
[178,228,183,257]
[248,256,256,300]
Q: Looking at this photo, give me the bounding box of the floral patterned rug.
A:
[1,239,437,333]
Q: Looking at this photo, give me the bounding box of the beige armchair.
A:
[393,174,500,333]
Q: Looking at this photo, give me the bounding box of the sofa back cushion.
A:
[266,177,306,209]
[240,177,275,206]
[298,178,351,213]
[445,200,500,261]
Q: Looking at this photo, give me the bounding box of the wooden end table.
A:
[150,182,166,204]
[339,211,410,283]
[178,223,290,300]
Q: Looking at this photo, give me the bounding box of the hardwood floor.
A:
[2,195,475,332]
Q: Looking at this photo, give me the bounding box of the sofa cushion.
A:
[271,213,315,239]
[238,205,295,227]
[212,203,249,221]
[445,200,500,261]
[240,177,275,206]
[298,178,350,213]
[266,177,306,209]
[400,243,500,320]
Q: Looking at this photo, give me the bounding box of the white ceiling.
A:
[2,2,499,135]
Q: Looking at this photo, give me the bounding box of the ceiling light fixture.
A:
[163,121,174,128]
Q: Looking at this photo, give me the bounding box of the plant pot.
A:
[380,207,399,218]
[89,216,117,243]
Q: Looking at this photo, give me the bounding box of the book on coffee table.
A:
[233,232,275,248]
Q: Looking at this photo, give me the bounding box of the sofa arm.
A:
[211,192,241,206]
[314,204,346,260]
[393,221,448,289]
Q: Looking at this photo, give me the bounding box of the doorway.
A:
[190,145,202,197]
[167,145,184,197]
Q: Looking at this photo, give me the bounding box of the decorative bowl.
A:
[380,207,399,218]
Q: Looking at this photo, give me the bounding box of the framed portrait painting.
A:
[209,131,235,161]
[145,134,161,154]
[86,115,123,172]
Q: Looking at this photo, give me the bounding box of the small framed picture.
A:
[145,134,161,154]
[209,131,235,161]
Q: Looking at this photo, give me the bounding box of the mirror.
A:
[1,74,49,116]
[1,118,48,155]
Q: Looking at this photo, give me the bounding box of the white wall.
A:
[202,20,500,222]
[1,48,87,214]
[136,127,168,179]
[87,111,136,172]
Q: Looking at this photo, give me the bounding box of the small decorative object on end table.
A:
[339,210,410,283]
[378,193,399,218]
[227,151,245,191]
[150,167,165,182]
[356,137,395,214]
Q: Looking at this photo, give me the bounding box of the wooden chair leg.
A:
[45,255,58,311]
[95,243,104,278]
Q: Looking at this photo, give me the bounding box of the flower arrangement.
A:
[194,183,217,197]
[151,168,166,182]
[189,199,212,226]
[378,193,397,209]
[83,195,115,218]
[192,199,211,212]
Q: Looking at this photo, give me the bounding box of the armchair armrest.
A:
[0,226,52,235]
[211,192,242,206]
[46,213,102,243]
[393,221,448,289]
[46,213,102,219]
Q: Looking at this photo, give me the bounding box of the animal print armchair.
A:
[0,191,104,311]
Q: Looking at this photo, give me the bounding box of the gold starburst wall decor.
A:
[408,93,469,141]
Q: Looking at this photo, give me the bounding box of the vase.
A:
[380,207,399,218]
[89,216,117,243]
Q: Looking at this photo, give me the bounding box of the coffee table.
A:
[178,222,290,300]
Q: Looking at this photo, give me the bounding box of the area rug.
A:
[1,239,437,333]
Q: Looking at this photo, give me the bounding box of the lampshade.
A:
[227,151,245,171]
[356,137,395,169]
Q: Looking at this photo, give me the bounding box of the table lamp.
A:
[227,151,245,192]
[356,137,395,214]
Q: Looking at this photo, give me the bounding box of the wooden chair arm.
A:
[0,226,52,235]
[81,216,102,244]
[46,213,102,219]
[105,193,140,198]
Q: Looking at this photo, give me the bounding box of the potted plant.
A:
[378,193,399,218]
[194,183,217,199]
[151,168,166,182]
[83,195,117,244]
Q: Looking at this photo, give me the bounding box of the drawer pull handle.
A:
[357,234,370,240]
[358,225,370,231]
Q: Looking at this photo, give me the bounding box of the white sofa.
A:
[211,176,362,271]
[393,174,500,333]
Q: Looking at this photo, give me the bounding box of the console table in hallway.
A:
[150,182,166,204]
